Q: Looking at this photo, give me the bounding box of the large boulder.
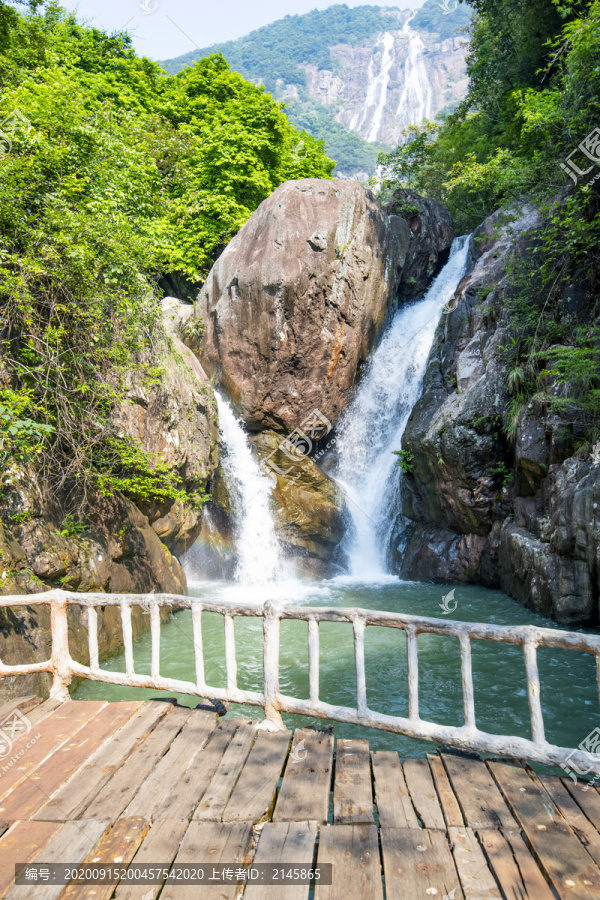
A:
[386,189,455,297]
[196,179,412,433]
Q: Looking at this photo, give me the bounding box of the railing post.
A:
[49,591,72,701]
[406,625,420,722]
[459,634,476,731]
[353,617,368,718]
[523,638,545,746]
[262,601,285,732]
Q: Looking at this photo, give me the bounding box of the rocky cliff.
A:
[0,321,219,701]
[400,205,600,625]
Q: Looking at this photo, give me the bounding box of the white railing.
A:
[1,589,599,774]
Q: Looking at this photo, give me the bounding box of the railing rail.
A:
[1,589,599,776]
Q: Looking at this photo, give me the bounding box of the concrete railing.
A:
[1,589,599,775]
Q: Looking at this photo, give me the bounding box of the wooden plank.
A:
[274,730,334,825]
[403,758,446,830]
[0,823,8,840]
[333,739,374,825]
[428,754,465,828]
[193,721,256,821]
[222,729,291,823]
[61,818,149,900]
[441,754,516,829]
[34,701,174,822]
[315,824,383,900]
[539,773,600,869]
[123,709,217,821]
[83,706,191,820]
[244,822,317,900]
[4,819,110,900]
[0,698,43,726]
[114,818,189,900]
[380,828,462,900]
[490,761,600,898]
[0,822,61,899]
[371,751,419,829]
[448,826,501,898]
[0,703,140,821]
[27,698,65,728]
[160,822,253,900]
[478,829,555,900]
[564,781,600,834]
[0,701,107,803]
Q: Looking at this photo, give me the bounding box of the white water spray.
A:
[215,392,287,587]
[397,15,433,126]
[333,237,470,579]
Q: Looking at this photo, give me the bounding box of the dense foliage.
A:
[381,0,600,441]
[161,4,397,176]
[0,1,333,510]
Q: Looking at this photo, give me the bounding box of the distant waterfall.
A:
[333,237,470,579]
[397,15,433,126]
[215,392,287,586]
[351,32,396,143]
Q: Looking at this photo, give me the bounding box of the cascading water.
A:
[333,236,471,579]
[214,392,287,587]
[396,14,433,126]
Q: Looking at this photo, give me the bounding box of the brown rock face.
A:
[197,179,412,433]
[386,189,455,298]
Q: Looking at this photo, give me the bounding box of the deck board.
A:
[380,827,461,900]
[222,729,291,823]
[160,822,253,900]
[490,761,600,898]
[193,721,256,821]
[243,821,317,900]
[333,739,374,825]
[34,701,174,822]
[0,703,140,822]
[4,820,110,900]
[371,751,419,828]
[403,758,446,829]
[123,709,217,821]
[478,828,555,900]
[0,701,108,804]
[442,753,516,829]
[0,699,598,899]
[274,729,334,825]
[315,824,383,900]
[83,706,191,820]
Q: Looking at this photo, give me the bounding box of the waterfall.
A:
[350,32,396,143]
[396,15,433,126]
[215,392,287,587]
[333,236,470,580]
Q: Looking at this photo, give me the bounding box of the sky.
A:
[58,0,427,61]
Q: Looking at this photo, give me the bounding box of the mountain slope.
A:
[161,1,472,177]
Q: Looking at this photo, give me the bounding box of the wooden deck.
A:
[1,697,600,899]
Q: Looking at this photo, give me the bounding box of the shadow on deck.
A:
[0,697,598,899]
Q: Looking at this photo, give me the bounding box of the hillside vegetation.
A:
[381,0,600,438]
[0,0,333,514]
